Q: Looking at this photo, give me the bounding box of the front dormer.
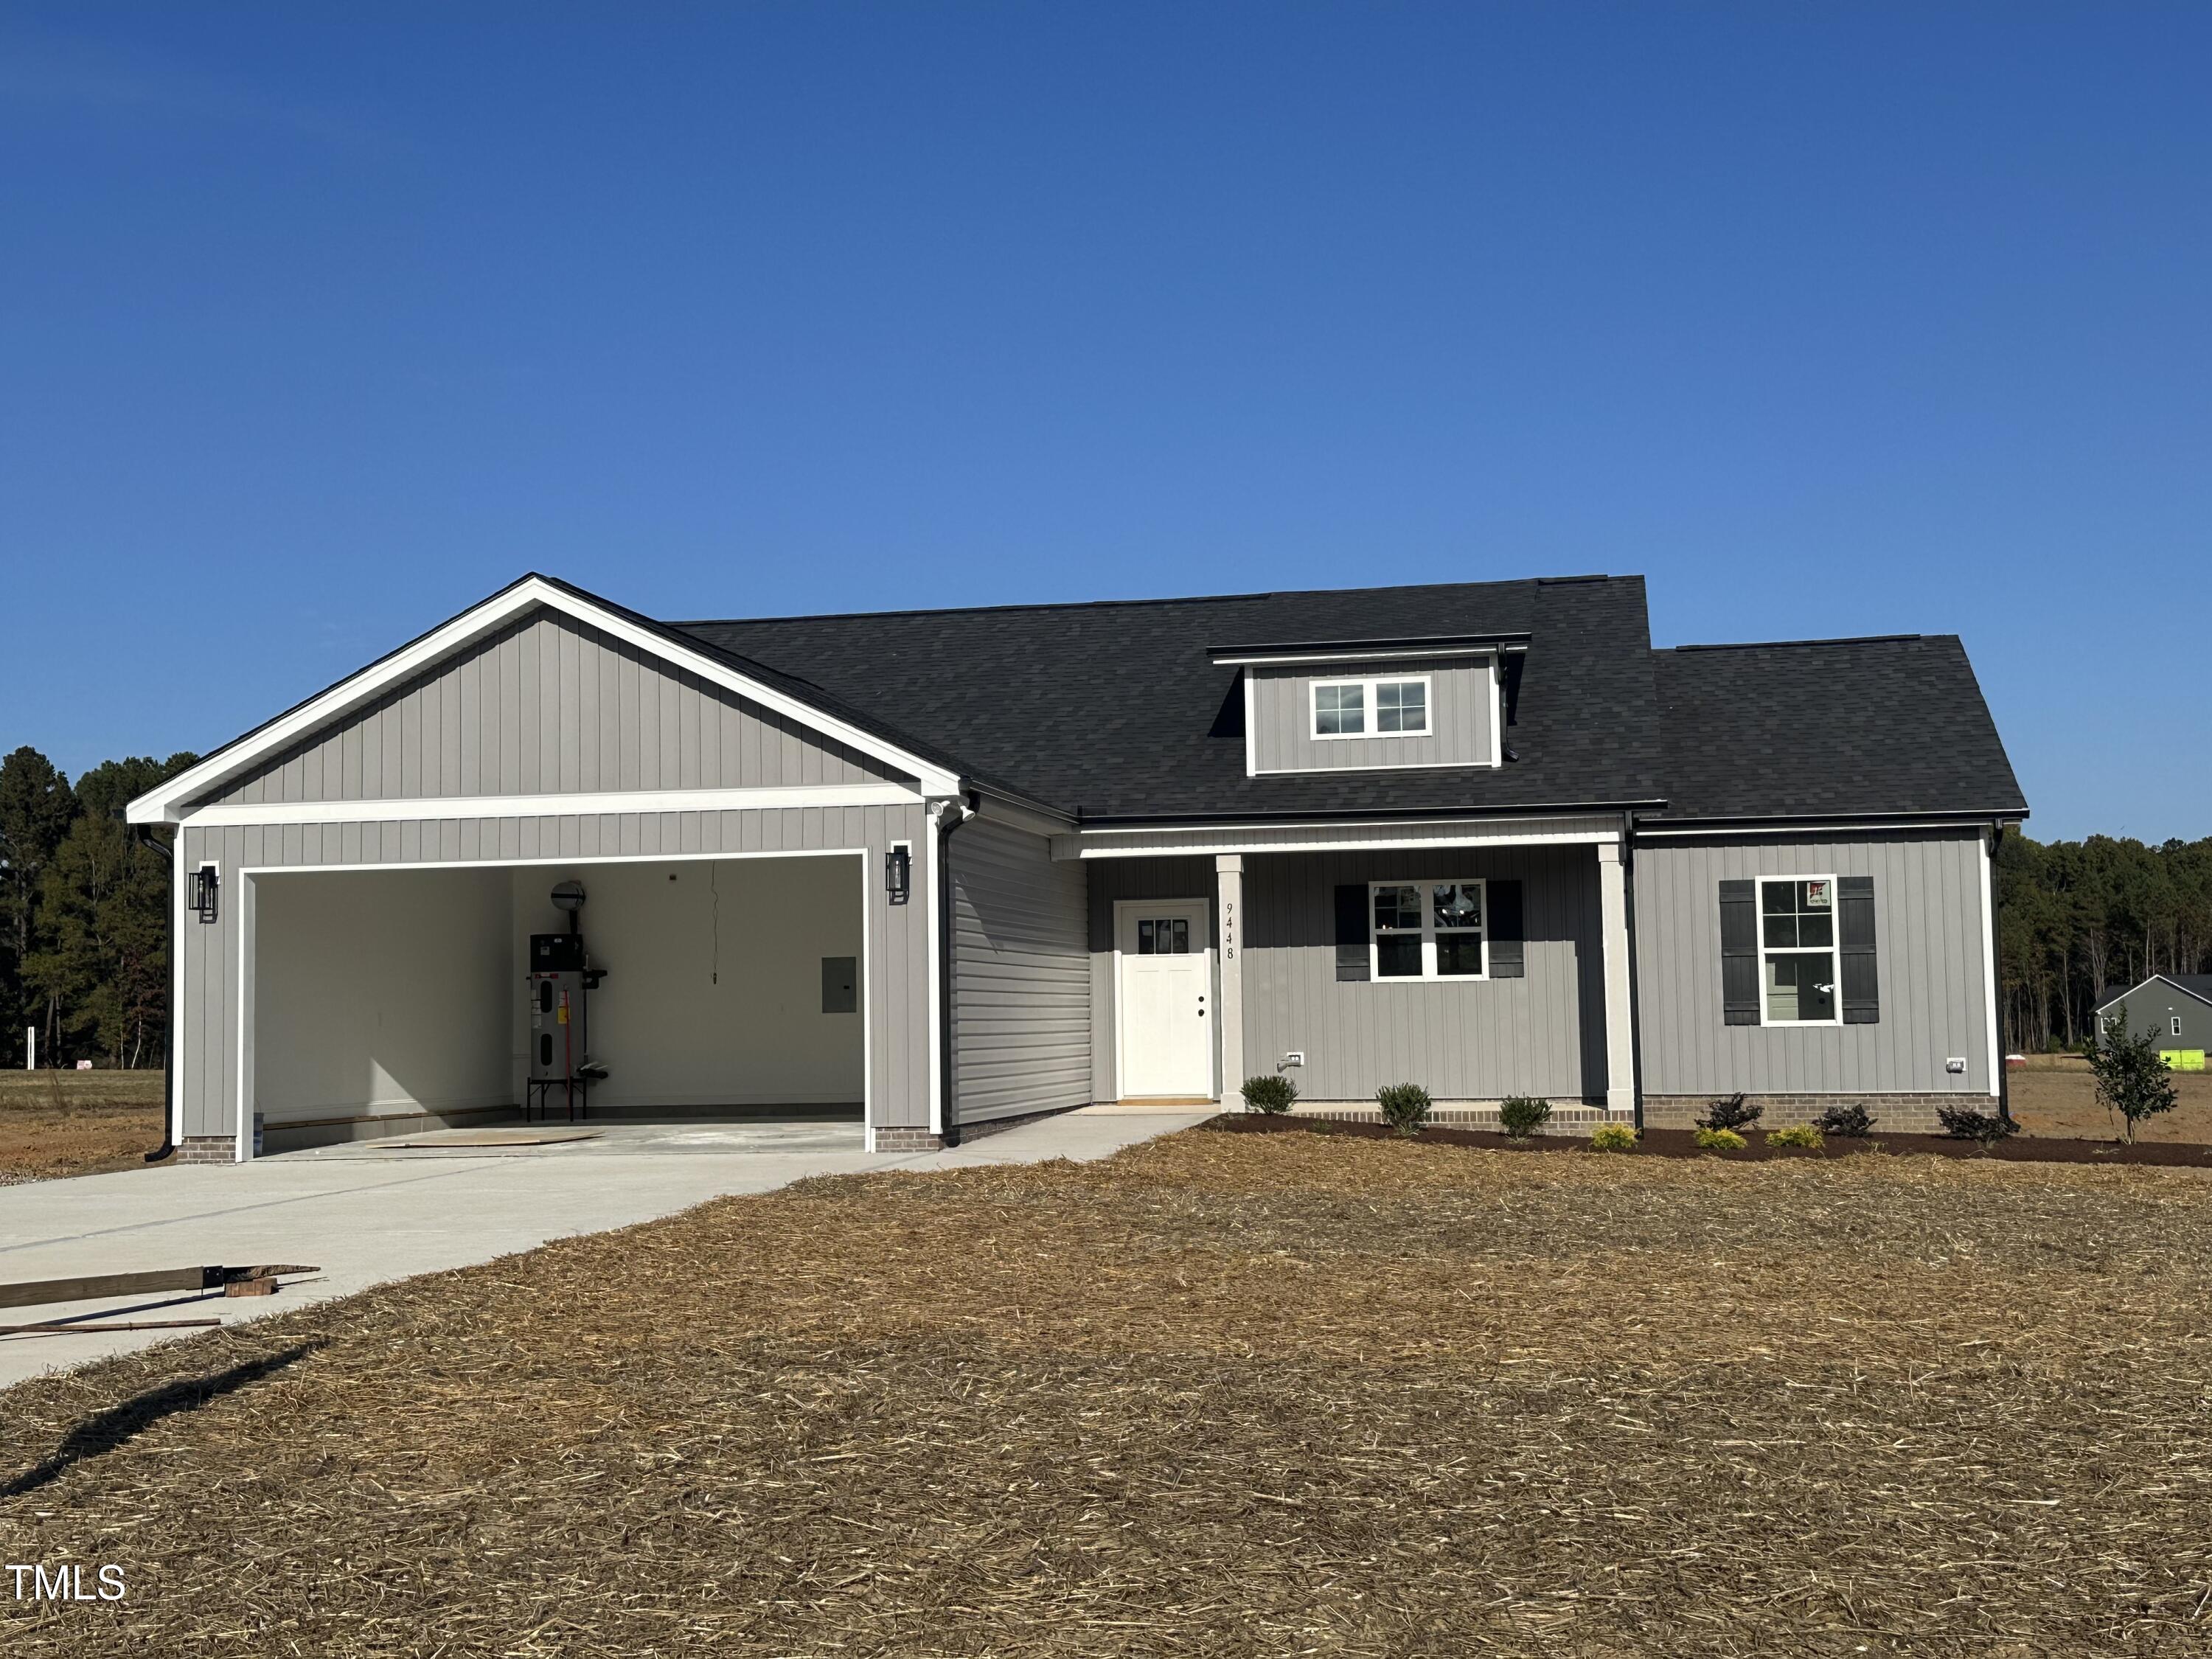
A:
[1209,633,1524,776]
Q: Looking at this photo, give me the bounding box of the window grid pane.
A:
[1376,680,1428,734]
[1315,684,1366,736]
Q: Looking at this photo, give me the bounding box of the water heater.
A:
[526,881,606,1118]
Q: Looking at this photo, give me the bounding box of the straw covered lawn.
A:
[3,1127,2210,1655]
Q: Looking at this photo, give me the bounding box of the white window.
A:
[1371,880,1485,979]
[1312,675,1430,740]
[2175,1015,2186,1038]
[1759,875,1839,1026]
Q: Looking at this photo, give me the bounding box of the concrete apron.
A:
[0,1109,1212,1391]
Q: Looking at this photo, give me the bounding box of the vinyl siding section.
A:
[1633,830,1994,1095]
[175,802,934,1146]
[1085,848,1603,1102]
[2100,982,2212,1051]
[201,607,905,806]
[948,816,1091,1124]
[1250,657,1497,773]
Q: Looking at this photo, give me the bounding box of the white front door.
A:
[1116,900,1214,1099]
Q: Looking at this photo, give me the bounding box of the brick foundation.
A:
[1289,1101,1627,1135]
[1641,1093,1983,1136]
[175,1135,238,1164]
[873,1127,946,1152]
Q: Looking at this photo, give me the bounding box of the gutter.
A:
[128,824,178,1163]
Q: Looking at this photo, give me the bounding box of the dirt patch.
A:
[4,1127,2211,1655]
[1216,1110,2212,1166]
[2006,1053,2212,1144]
[0,1072,164,1185]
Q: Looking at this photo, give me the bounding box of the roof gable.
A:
[128,576,964,824]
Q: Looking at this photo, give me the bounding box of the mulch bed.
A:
[1214,1110,2212,1166]
[5,1127,2212,1655]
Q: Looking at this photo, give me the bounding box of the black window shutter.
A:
[1334,885,1371,981]
[1719,879,1759,1025]
[1839,874,1879,1024]
[1488,880,1524,978]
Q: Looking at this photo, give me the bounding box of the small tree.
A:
[1497,1096,1551,1139]
[1376,1083,1432,1137]
[2085,1014,2180,1144]
[1241,1074,1298,1115]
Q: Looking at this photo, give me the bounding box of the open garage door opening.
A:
[248,855,866,1155]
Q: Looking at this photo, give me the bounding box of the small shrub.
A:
[1697,1093,1763,1133]
[1694,1127,1748,1152]
[1498,1096,1552,1139]
[1767,1124,1824,1150]
[1588,1123,1638,1152]
[1240,1074,1298,1115]
[1815,1101,1877,1138]
[1935,1103,2019,1149]
[1376,1082,1433,1137]
[2084,1015,2180,1144]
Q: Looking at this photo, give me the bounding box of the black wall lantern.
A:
[189,863,220,924]
[885,844,911,905]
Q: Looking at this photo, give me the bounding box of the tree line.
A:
[0,746,197,1070]
[1996,830,2212,1053]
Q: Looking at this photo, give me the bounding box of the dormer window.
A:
[1312,675,1430,740]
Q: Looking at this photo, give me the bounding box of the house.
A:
[2094,975,2212,1070]
[126,571,2028,1160]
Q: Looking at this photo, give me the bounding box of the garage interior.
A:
[250,855,866,1154]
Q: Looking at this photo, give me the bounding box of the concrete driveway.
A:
[0,1107,1211,1390]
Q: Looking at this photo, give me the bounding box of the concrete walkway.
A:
[0,1106,1211,1390]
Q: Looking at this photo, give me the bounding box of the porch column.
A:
[1215,855,1245,1104]
[1596,841,1635,1116]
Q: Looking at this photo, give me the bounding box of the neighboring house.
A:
[128,571,2027,1160]
[2093,975,2212,1068]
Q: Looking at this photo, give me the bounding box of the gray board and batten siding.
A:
[1248,656,1498,774]
[198,607,906,808]
[947,815,1091,1126]
[1632,829,1994,1096]
[1085,846,1607,1105]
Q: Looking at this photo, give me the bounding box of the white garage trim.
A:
[229,846,879,1161]
[184,782,919,827]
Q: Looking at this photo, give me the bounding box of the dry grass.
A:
[4,1127,2211,1655]
[2006,1053,2212,1144]
[0,1071,164,1185]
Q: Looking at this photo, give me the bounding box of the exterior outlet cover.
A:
[1945,1057,1967,1074]
[1281,1051,1305,1068]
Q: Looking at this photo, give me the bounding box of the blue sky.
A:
[2,4,2204,841]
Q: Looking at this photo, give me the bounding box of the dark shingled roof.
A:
[672,577,2024,827]
[681,576,1666,822]
[1650,636,2027,823]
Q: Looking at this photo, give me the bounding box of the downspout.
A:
[130,824,178,1163]
[936,793,977,1146]
[1622,810,1644,1133]
[1991,819,2012,1126]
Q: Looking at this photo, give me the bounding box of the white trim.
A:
[1242,670,1256,780]
[1755,873,1843,1028]
[1056,814,1621,860]
[1488,653,1504,769]
[918,827,943,1139]
[128,576,961,824]
[169,855,189,1146]
[1252,758,1510,777]
[234,871,255,1162]
[1211,644,1527,667]
[1309,674,1433,741]
[1110,897,1216,1102]
[237,846,863,879]
[859,850,875,1154]
[181,782,918,828]
[1366,877,1488,982]
[1980,831,2000,1096]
